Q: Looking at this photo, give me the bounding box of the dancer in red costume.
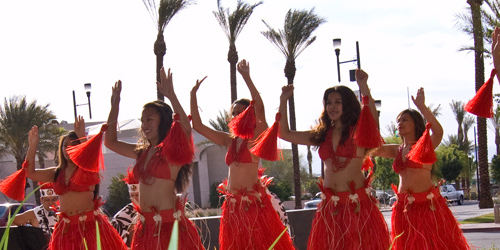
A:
[372,87,470,250]
[190,59,295,250]
[104,67,204,250]
[17,117,127,250]
[278,69,390,250]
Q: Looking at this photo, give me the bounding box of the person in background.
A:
[111,168,139,247]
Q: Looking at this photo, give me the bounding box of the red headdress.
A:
[353,95,384,148]
[66,124,108,172]
[228,100,256,139]
[464,68,497,118]
[0,160,30,201]
[407,122,437,164]
[156,113,194,166]
[39,182,57,197]
[250,112,281,161]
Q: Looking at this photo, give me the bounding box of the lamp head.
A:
[84,83,91,94]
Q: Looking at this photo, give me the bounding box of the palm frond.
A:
[214,0,262,43]
[158,0,194,33]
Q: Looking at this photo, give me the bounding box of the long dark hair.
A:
[311,86,361,145]
[135,100,193,193]
[397,109,425,141]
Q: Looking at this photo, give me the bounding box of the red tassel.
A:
[407,122,437,164]
[391,183,398,194]
[354,96,384,148]
[228,100,256,139]
[122,166,139,184]
[67,124,107,172]
[464,69,497,118]
[72,168,100,187]
[361,156,374,172]
[250,112,281,161]
[0,161,28,201]
[258,168,266,177]
[364,169,374,187]
[157,113,194,166]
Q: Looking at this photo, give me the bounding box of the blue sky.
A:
[0,0,494,174]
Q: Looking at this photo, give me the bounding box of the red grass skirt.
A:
[218,182,295,250]
[49,210,127,250]
[130,202,204,250]
[307,185,390,250]
[391,187,471,250]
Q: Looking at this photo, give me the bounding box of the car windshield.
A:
[0,207,7,217]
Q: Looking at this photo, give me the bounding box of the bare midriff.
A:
[323,154,366,192]
[398,165,433,193]
[227,162,259,192]
[139,178,177,212]
[59,191,95,216]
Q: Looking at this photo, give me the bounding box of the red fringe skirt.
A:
[391,187,471,250]
[49,210,127,250]
[218,181,295,250]
[307,185,390,250]
[130,201,204,250]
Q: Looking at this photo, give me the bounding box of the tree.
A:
[262,8,325,209]
[0,96,59,202]
[468,0,494,208]
[490,154,500,184]
[450,100,465,145]
[142,0,193,100]
[385,121,398,137]
[213,0,262,103]
[103,173,129,217]
[435,145,473,185]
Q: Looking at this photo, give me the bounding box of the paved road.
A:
[464,232,500,248]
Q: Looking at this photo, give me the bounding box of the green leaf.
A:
[168,220,179,250]
[268,226,288,250]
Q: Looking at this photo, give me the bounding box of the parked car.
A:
[375,190,393,204]
[0,203,37,227]
[304,192,322,209]
[440,185,464,205]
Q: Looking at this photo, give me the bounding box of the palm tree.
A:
[262,8,325,209]
[429,103,442,118]
[450,100,465,145]
[0,96,61,202]
[385,121,398,137]
[307,145,313,177]
[468,0,494,208]
[142,0,193,100]
[213,0,262,104]
[197,110,229,148]
[463,115,476,152]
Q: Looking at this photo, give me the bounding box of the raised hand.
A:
[191,76,208,95]
[111,80,122,107]
[74,115,86,139]
[237,59,250,78]
[280,85,294,102]
[355,69,368,83]
[28,125,39,149]
[411,87,426,109]
[158,67,175,99]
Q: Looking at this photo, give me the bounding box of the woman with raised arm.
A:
[15,116,127,250]
[371,87,470,249]
[190,59,294,250]
[104,67,204,250]
[278,69,390,250]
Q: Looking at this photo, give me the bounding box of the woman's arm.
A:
[24,126,57,182]
[12,210,37,226]
[158,67,191,138]
[356,69,379,127]
[278,85,315,146]
[190,75,232,147]
[237,59,268,135]
[413,87,443,148]
[104,80,137,159]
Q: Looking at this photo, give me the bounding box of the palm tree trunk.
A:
[307,145,313,177]
[496,128,500,156]
[228,44,238,104]
[469,0,494,208]
[284,59,302,209]
[154,33,167,101]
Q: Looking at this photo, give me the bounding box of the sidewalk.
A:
[460,223,500,233]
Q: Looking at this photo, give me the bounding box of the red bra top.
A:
[133,146,173,183]
[225,138,254,166]
[392,145,424,174]
[318,127,358,160]
[318,127,358,172]
[52,166,100,195]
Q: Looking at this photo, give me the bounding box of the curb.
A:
[460,224,500,233]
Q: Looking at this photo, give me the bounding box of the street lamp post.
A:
[333,39,361,83]
[73,83,92,119]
